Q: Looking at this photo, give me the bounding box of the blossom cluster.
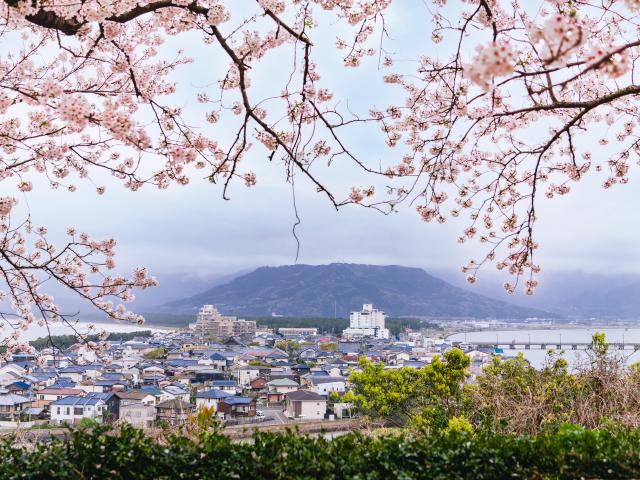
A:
[3,0,640,349]
[465,41,516,89]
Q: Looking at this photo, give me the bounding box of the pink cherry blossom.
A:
[3,0,640,358]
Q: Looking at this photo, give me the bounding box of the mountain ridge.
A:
[154,263,556,319]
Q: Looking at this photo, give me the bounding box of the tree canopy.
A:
[344,349,470,430]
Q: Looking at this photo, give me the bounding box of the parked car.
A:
[256,410,265,417]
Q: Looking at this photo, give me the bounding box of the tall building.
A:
[193,305,256,337]
[342,303,390,339]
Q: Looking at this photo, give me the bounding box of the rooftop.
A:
[51,396,104,406]
[221,396,254,405]
[285,390,327,402]
[195,389,232,399]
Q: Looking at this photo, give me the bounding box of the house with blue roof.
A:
[207,352,230,371]
[50,395,106,425]
[211,379,237,392]
[92,379,128,393]
[194,388,233,411]
[28,371,58,387]
[48,377,77,389]
[86,392,119,420]
[167,359,199,369]
[5,381,30,395]
[9,361,35,370]
[217,396,256,418]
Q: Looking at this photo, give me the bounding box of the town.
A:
[0,303,494,431]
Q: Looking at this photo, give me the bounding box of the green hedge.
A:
[1,424,640,479]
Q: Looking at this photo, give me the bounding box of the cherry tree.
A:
[0,0,638,356]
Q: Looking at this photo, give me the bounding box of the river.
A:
[447,327,640,369]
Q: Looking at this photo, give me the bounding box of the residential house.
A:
[217,396,256,419]
[208,352,229,371]
[193,369,226,384]
[284,390,327,420]
[166,349,185,361]
[86,392,119,422]
[211,380,237,392]
[306,376,346,396]
[292,364,312,375]
[266,378,299,403]
[235,366,261,387]
[82,364,105,380]
[0,364,26,384]
[142,365,165,385]
[298,347,318,361]
[264,349,289,363]
[33,387,84,408]
[315,351,335,365]
[115,391,156,407]
[0,393,32,421]
[163,385,190,402]
[139,386,173,405]
[194,389,232,412]
[247,377,267,396]
[5,381,30,395]
[48,378,78,389]
[57,366,85,383]
[155,399,192,426]
[94,379,128,392]
[50,396,106,425]
[119,401,156,428]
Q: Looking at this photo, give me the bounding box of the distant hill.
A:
[558,278,640,319]
[432,269,640,320]
[154,264,555,319]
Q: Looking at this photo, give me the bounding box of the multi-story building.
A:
[278,328,318,337]
[193,305,257,338]
[342,304,390,339]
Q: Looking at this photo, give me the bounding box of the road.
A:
[259,405,288,425]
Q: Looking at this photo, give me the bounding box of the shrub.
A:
[1,424,640,479]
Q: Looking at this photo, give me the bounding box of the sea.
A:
[2,320,167,343]
[447,327,640,369]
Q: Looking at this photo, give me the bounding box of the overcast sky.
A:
[16,1,640,304]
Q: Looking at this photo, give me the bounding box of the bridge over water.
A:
[466,341,640,351]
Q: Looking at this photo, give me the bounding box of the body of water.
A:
[2,320,167,343]
[448,327,640,368]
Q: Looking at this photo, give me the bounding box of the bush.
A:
[1,424,640,479]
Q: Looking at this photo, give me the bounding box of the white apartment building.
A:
[342,304,390,339]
